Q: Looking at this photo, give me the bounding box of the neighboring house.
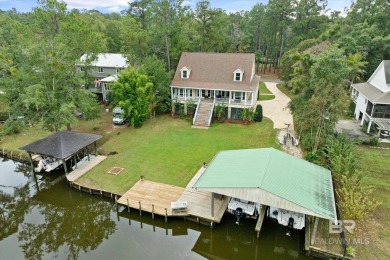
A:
[351,60,390,138]
[170,52,260,127]
[75,53,127,102]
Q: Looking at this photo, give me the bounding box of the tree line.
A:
[0,0,389,132]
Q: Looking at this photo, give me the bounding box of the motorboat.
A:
[268,206,305,230]
[227,197,261,224]
[35,157,63,172]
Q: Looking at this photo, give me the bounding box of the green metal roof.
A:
[193,148,336,220]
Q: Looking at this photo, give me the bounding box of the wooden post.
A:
[89,188,92,195]
[100,190,103,197]
[115,195,118,211]
[197,217,199,224]
[211,193,215,217]
[127,198,130,212]
[165,208,168,223]
[94,141,98,156]
[28,153,34,173]
[310,217,319,246]
[62,158,68,175]
[139,201,142,216]
[152,204,155,219]
[73,154,78,169]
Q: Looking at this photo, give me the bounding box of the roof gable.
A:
[193,148,336,220]
[367,60,390,93]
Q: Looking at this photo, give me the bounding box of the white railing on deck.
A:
[208,99,215,126]
[193,96,201,125]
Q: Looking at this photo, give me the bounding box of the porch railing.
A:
[193,96,201,125]
[208,99,215,126]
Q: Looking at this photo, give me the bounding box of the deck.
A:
[179,166,228,223]
[117,180,187,217]
[117,166,228,224]
[66,155,107,182]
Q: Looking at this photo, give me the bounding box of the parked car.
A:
[113,107,127,125]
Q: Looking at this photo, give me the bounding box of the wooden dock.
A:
[118,180,187,217]
[117,166,228,224]
[66,155,107,182]
[179,166,228,223]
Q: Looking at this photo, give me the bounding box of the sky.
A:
[0,0,351,14]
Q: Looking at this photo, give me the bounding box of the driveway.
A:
[258,81,294,130]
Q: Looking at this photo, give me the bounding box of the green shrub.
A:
[1,119,24,135]
[254,105,263,122]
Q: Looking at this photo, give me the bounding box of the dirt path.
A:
[259,81,303,158]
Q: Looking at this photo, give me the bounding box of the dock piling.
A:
[127,199,130,212]
[165,208,168,223]
[152,204,155,219]
[139,201,142,216]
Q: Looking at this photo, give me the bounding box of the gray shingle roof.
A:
[171,52,260,92]
[19,131,102,159]
[352,82,390,104]
[77,53,128,68]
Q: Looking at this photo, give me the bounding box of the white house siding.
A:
[368,62,389,93]
[353,91,369,121]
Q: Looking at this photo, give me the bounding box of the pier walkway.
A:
[66,155,107,182]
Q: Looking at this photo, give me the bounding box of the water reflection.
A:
[1,159,307,260]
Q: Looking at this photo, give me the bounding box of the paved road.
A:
[258,81,294,130]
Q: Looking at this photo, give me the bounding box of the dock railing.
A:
[193,97,201,125]
[207,99,215,126]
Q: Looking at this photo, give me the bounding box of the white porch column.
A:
[360,115,365,126]
[171,87,174,100]
[244,92,247,105]
[367,120,373,133]
[184,88,187,101]
[229,91,232,104]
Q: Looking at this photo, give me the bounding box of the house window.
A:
[188,89,193,97]
[116,68,123,73]
[182,70,188,79]
[80,66,85,72]
[231,108,243,120]
[179,88,184,97]
[235,72,241,81]
[98,67,104,73]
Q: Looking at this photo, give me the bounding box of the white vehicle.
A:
[268,206,305,230]
[113,107,127,125]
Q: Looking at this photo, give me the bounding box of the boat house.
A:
[20,131,102,174]
[193,148,337,238]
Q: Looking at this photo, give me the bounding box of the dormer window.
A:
[233,69,243,82]
[181,66,191,79]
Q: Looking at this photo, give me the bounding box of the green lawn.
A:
[276,82,295,100]
[355,146,390,259]
[259,95,275,101]
[77,115,279,194]
[258,82,275,101]
[259,82,273,94]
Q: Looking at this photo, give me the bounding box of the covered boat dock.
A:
[193,148,337,243]
[19,131,102,174]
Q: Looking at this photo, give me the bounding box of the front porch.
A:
[171,87,256,107]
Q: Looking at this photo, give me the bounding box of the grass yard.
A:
[258,82,275,101]
[354,146,390,259]
[259,82,273,94]
[76,115,279,194]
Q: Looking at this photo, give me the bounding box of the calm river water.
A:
[0,158,308,260]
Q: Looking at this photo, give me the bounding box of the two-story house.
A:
[75,53,128,102]
[351,60,390,138]
[170,52,260,127]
